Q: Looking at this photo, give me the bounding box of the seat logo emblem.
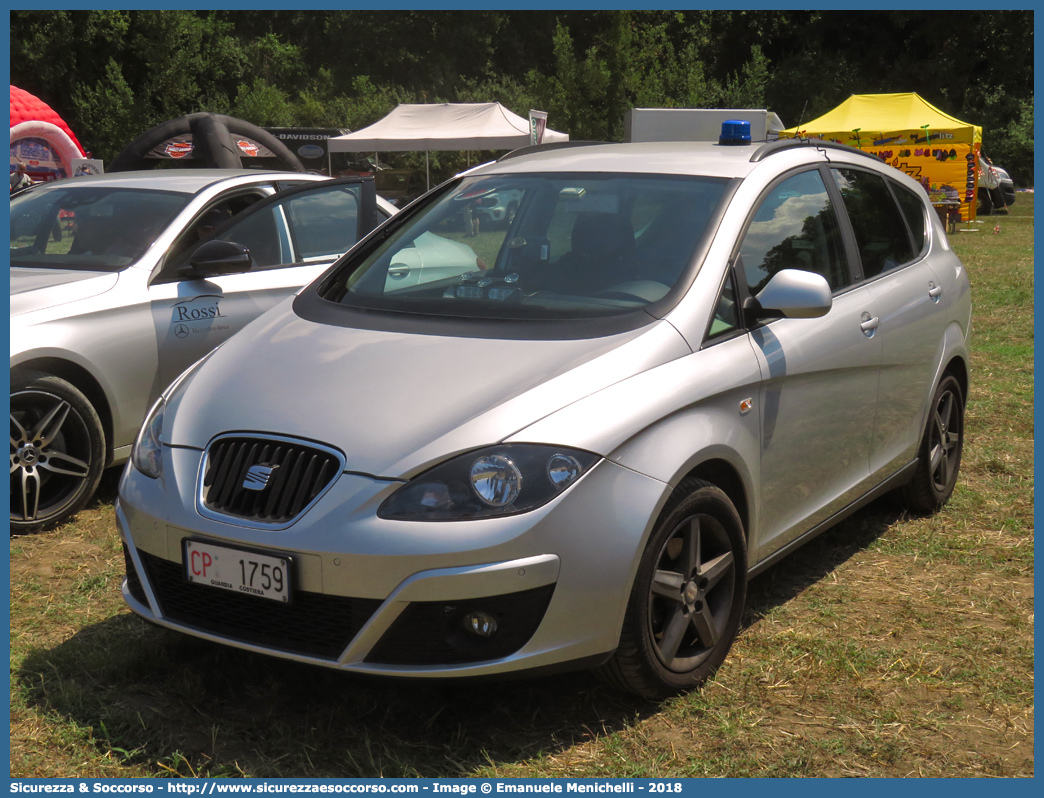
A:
[243,464,279,491]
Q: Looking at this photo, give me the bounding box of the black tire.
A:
[597,478,747,699]
[898,374,965,514]
[10,371,106,534]
[990,187,1005,209]
[976,187,993,216]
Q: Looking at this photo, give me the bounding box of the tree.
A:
[10,10,1032,182]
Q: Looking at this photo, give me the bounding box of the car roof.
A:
[26,169,326,195]
[474,141,769,180]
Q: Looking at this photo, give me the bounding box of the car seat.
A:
[547,212,638,295]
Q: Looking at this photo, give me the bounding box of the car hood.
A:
[165,302,691,479]
[10,268,120,317]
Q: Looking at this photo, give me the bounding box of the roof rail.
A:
[497,141,608,161]
[750,138,886,164]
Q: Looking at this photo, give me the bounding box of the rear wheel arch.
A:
[12,358,114,467]
[943,355,969,405]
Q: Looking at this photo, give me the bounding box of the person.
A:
[195,205,231,239]
[10,160,32,194]
[463,197,481,237]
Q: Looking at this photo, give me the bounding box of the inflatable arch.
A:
[109,113,305,172]
[10,85,86,181]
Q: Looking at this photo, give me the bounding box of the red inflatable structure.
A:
[10,85,86,181]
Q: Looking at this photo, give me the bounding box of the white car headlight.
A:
[378,444,599,521]
[130,348,222,480]
[131,397,165,479]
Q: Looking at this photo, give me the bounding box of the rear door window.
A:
[282,186,361,261]
[831,168,917,279]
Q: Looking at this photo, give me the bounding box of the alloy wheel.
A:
[10,389,95,526]
[929,387,962,493]
[647,512,736,672]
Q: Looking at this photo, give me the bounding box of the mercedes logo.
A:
[175,324,190,339]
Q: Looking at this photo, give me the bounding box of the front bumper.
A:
[118,444,670,678]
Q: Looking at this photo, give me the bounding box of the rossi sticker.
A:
[169,295,229,335]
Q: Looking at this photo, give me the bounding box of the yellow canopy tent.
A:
[782,93,983,220]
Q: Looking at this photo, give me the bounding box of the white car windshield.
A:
[10,185,191,272]
[319,173,729,321]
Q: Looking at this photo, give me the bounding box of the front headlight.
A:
[378,444,599,521]
[129,348,219,480]
[131,397,165,479]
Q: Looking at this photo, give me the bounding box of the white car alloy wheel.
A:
[10,372,105,533]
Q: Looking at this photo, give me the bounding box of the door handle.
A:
[388,266,411,278]
[859,312,880,337]
[928,283,943,302]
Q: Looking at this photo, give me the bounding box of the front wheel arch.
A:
[12,358,114,467]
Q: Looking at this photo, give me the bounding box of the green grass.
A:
[10,195,1034,778]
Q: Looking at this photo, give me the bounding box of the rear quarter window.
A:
[890,180,928,256]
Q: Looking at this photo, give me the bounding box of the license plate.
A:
[183,539,292,603]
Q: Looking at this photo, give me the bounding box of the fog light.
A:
[463,611,498,637]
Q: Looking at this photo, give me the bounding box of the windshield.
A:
[10,185,191,272]
[318,173,728,321]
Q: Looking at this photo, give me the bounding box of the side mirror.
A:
[186,239,252,278]
[748,268,832,320]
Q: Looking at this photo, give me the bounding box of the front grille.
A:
[201,436,342,526]
[137,550,382,660]
[366,584,556,665]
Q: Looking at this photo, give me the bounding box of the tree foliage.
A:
[10,9,1034,184]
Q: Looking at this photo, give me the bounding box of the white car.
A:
[385,231,489,290]
[10,170,397,532]
[977,155,1016,215]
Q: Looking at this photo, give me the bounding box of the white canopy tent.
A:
[327,102,569,188]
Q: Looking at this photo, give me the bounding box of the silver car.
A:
[11,170,397,533]
[118,135,971,698]
[473,187,523,227]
